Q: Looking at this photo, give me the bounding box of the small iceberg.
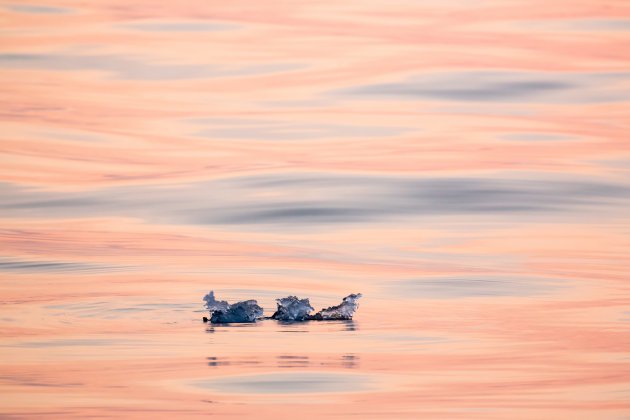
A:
[203,291,230,312]
[271,296,314,321]
[202,291,263,323]
[202,291,362,323]
[309,293,362,320]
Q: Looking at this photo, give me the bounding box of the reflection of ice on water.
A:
[205,319,358,334]
[206,356,262,367]
[342,320,357,331]
[276,354,360,369]
[204,354,360,369]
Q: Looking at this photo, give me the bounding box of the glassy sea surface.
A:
[1,1,630,418]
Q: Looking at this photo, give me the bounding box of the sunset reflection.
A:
[1,0,630,418]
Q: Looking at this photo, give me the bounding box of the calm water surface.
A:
[1,0,630,418]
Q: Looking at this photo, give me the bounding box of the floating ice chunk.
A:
[203,291,230,312]
[202,291,263,323]
[210,299,263,323]
[271,296,314,321]
[201,292,361,323]
[309,293,362,320]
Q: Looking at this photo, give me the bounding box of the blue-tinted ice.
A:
[202,291,362,323]
[202,291,263,323]
[310,293,362,320]
[271,296,314,321]
[203,291,230,312]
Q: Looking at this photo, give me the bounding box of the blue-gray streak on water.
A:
[1,0,630,418]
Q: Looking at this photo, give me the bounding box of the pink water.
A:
[1,1,630,418]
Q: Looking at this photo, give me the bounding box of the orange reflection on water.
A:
[2,0,630,418]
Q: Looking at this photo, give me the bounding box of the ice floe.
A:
[202,291,263,323]
[202,292,361,323]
